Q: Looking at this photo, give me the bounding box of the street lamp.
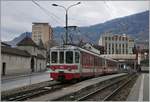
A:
[52,2,81,44]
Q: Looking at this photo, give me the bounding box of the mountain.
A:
[7,11,149,46]
[53,10,149,44]
[5,32,32,47]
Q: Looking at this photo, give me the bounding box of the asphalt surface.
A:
[1,71,52,91]
[143,73,149,101]
[127,73,149,101]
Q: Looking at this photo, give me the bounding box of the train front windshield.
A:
[51,51,79,64]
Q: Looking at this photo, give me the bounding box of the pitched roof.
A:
[1,42,11,47]
[37,54,45,59]
[93,44,105,54]
[1,46,31,57]
[38,39,46,50]
[17,37,37,47]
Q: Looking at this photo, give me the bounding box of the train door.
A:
[75,51,80,73]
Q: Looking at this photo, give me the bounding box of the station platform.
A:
[127,73,149,101]
[29,73,127,101]
[1,71,52,91]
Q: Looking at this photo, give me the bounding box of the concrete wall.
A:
[38,49,46,58]
[1,54,31,75]
[36,59,46,72]
[18,46,38,56]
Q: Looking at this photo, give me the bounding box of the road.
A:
[1,72,52,91]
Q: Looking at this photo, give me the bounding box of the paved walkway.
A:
[127,73,149,101]
[1,71,46,81]
[1,71,52,91]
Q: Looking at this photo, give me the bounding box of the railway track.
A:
[77,74,138,101]
[2,74,136,101]
[2,80,64,101]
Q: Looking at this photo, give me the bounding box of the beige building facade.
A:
[1,37,47,76]
[32,22,53,49]
[99,33,135,54]
[1,46,31,76]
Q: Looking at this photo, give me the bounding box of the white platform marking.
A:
[138,74,144,101]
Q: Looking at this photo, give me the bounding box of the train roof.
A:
[50,45,118,62]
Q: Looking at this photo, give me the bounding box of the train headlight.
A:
[68,67,72,71]
[51,67,55,71]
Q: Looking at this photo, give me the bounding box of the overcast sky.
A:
[1,0,149,41]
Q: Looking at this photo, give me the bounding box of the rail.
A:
[77,74,137,101]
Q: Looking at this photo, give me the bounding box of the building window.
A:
[105,43,107,47]
[116,49,118,54]
[112,37,114,41]
[126,49,128,54]
[112,48,114,54]
[122,37,125,41]
[122,44,124,48]
[112,43,114,48]
[119,44,121,49]
[116,44,117,48]
[38,35,41,37]
[105,37,107,40]
[126,44,128,48]
[109,43,111,48]
[115,36,118,41]
[119,36,121,41]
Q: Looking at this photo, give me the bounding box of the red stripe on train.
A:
[50,73,80,80]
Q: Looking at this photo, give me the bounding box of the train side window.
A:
[75,52,80,63]
[59,51,64,63]
[51,52,58,63]
[66,51,73,63]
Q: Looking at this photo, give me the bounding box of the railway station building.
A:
[99,33,135,54]
[99,33,138,71]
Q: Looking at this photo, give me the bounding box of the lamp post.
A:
[52,2,81,44]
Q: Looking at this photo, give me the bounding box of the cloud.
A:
[1,0,149,41]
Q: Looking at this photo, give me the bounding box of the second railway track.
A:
[77,74,138,101]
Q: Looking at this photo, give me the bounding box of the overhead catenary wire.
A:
[103,1,128,34]
[32,0,63,25]
[103,1,114,18]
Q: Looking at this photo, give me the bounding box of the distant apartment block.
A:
[136,41,149,50]
[99,33,135,54]
[32,22,53,48]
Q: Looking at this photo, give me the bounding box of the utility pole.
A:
[52,2,81,44]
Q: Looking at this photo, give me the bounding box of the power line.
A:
[32,0,63,25]
[103,1,128,34]
[103,1,114,18]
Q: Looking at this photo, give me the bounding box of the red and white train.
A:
[49,45,118,81]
